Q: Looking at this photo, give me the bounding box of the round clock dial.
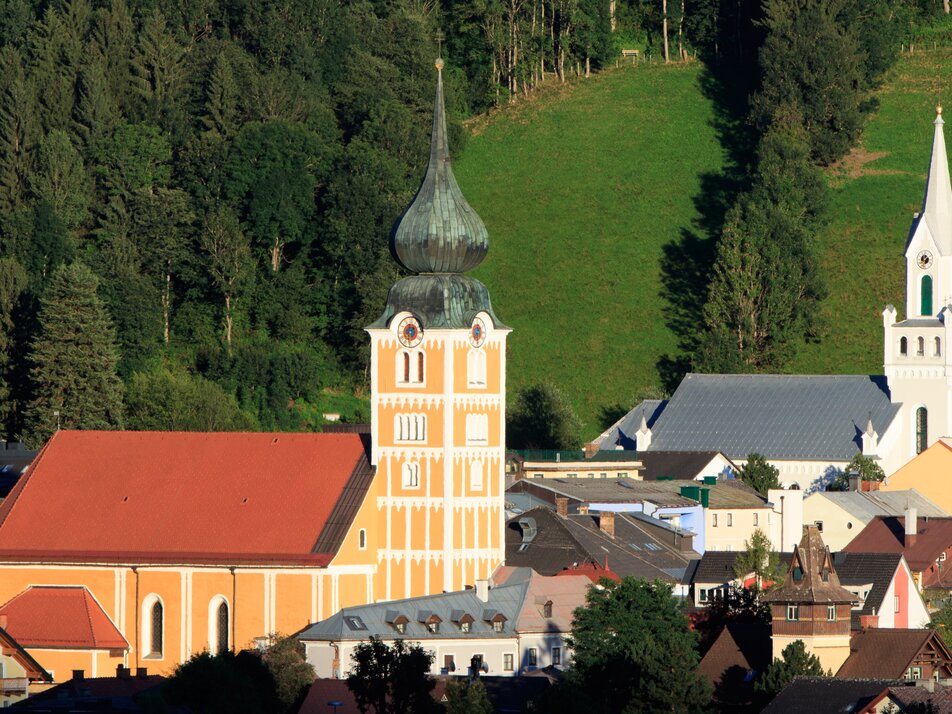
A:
[397,316,423,348]
[918,250,934,269]
[470,317,486,348]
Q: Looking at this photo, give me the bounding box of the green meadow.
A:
[455,50,952,439]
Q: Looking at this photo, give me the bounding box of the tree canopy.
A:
[507,382,584,450]
[347,637,441,714]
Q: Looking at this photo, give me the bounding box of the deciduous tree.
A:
[755,639,827,698]
[507,382,583,450]
[347,637,441,714]
[734,454,780,495]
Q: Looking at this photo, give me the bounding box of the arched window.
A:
[417,352,424,383]
[207,596,229,654]
[394,414,426,442]
[922,275,933,316]
[936,337,942,357]
[917,407,928,454]
[900,336,908,356]
[358,529,367,549]
[402,461,420,488]
[396,350,425,385]
[466,414,489,444]
[142,595,164,659]
[402,352,410,382]
[918,336,925,356]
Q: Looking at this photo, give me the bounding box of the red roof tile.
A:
[843,516,952,570]
[0,431,369,564]
[0,586,128,649]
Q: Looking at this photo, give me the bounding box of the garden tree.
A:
[0,257,26,437]
[755,639,828,698]
[202,206,253,352]
[507,382,584,450]
[162,649,282,714]
[445,677,493,714]
[29,129,90,231]
[0,46,37,212]
[549,577,710,713]
[734,454,780,495]
[347,636,442,714]
[694,584,771,655]
[259,633,315,713]
[733,529,785,589]
[23,262,123,447]
[931,600,952,650]
[751,0,866,165]
[829,453,886,490]
[125,369,256,431]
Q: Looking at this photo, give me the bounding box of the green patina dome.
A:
[390,62,489,275]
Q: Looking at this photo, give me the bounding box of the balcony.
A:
[0,677,28,694]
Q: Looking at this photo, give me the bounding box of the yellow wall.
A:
[881,440,952,512]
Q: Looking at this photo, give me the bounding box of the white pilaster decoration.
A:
[443,337,455,593]
[635,415,653,451]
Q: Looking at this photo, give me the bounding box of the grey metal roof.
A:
[367,273,506,330]
[895,318,943,327]
[817,489,949,523]
[645,374,901,460]
[591,400,666,450]
[299,578,529,642]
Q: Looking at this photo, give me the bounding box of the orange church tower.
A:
[365,56,510,599]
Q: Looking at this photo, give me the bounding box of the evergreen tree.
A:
[0,46,37,212]
[734,453,781,495]
[203,52,239,138]
[755,640,827,698]
[29,129,90,231]
[23,261,123,447]
[88,0,134,116]
[72,55,121,147]
[202,206,252,352]
[0,256,26,438]
[131,8,186,131]
[26,7,75,134]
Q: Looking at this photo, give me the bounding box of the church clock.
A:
[917,250,934,269]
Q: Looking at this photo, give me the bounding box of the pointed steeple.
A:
[391,57,489,274]
[921,104,952,255]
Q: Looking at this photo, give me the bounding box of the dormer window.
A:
[492,620,503,632]
[461,621,471,633]
[543,601,553,618]
[427,621,440,634]
[395,622,406,634]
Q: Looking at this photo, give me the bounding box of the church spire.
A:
[391,57,489,274]
[921,104,952,255]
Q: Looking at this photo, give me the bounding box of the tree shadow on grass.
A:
[656,63,758,393]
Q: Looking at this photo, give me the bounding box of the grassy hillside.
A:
[456,51,952,439]
[456,63,729,436]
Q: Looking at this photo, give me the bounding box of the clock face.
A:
[470,317,486,348]
[918,250,934,269]
[397,316,423,348]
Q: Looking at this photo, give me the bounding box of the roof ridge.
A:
[0,433,55,531]
[81,588,97,648]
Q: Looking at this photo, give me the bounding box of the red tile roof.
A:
[843,515,952,571]
[0,586,128,649]
[0,431,370,565]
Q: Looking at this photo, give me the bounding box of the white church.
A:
[595,107,952,491]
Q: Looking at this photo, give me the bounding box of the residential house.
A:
[836,628,952,680]
[882,439,952,513]
[0,622,50,708]
[298,568,588,679]
[832,552,930,630]
[762,678,913,714]
[697,622,772,711]
[505,506,697,585]
[804,489,948,551]
[842,512,952,590]
[8,667,166,712]
[510,450,643,481]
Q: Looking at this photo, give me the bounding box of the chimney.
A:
[136,667,148,679]
[583,441,598,458]
[599,511,615,538]
[72,670,85,681]
[556,497,569,518]
[475,579,490,602]
[0,613,7,629]
[859,614,879,629]
[116,665,131,679]
[848,473,862,492]
[905,507,918,548]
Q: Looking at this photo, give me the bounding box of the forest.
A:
[0,0,944,447]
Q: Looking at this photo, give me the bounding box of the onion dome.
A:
[391,57,489,274]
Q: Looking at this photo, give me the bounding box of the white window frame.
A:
[466,413,489,445]
[470,459,483,491]
[396,349,426,387]
[395,413,427,443]
[142,593,165,660]
[467,349,487,388]
[208,595,230,654]
[402,461,421,489]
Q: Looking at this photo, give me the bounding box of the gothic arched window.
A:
[921,275,933,316]
[917,407,928,454]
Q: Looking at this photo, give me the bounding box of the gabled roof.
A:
[831,552,907,630]
[815,490,948,522]
[836,628,952,679]
[764,526,855,604]
[0,430,373,565]
[762,677,899,713]
[842,516,952,571]
[505,507,695,583]
[698,623,771,707]
[642,374,900,460]
[634,451,734,480]
[0,586,128,650]
[10,672,166,710]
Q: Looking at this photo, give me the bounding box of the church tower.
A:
[366,57,509,599]
[883,106,952,469]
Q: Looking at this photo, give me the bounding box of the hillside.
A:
[457,51,952,439]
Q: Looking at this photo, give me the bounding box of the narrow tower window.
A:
[418,352,425,382]
[918,336,925,356]
[900,336,908,356]
[397,350,425,385]
[936,337,942,356]
[917,407,928,454]
[216,600,229,654]
[403,352,410,382]
[402,461,420,488]
[921,275,933,316]
[149,600,163,657]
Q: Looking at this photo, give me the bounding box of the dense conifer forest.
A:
[0,0,944,445]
